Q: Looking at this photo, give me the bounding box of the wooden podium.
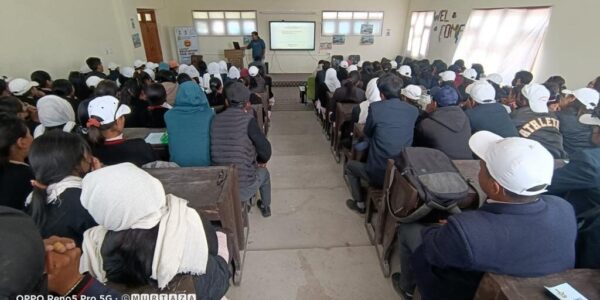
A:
[224,49,245,69]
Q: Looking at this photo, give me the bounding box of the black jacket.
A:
[0,162,34,210]
[92,139,158,167]
[415,106,472,159]
[557,106,594,155]
[511,107,567,159]
[465,103,519,138]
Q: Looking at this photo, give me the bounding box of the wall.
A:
[403,0,599,87]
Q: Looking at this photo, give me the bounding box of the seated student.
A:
[360,62,375,90]
[398,65,413,87]
[69,71,92,101]
[557,88,600,155]
[79,163,230,298]
[85,96,157,166]
[107,62,120,82]
[337,60,349,82]
[346,74,419,213]
[429,70,459,99]
[511,83,567,158]
[25,131,98,246]
[144,83,170,128]
[165,81,214,167]
[512,70,534,88]
[589,75,600,93]
[183,65,202,86]
[207,77,227,108]
[0,95,38,132]
[240,76,264,105]
[544,82,562,112]
[85,76,103,93]
[315,61,331,111]
[249,66,266,93]
[52,79,80,116]
[0,77,10,96]
[33,95,78,137]
[30,70,53,95]
[471,63,485,79]
[464,81,519,137]
[414,85,472,159]
[313,60,325,76]
[0,114,34,210]
[117,78,148,128]
[155,69,178,106]
[457,68,477,102]
[9,78,45,105]
[202,62,223,91]
[227,66,241,85]
[211,82,272,217]
[324,68,340,99]
[393,131,576,300]
[0,207,122,298]
[355,78,381,124]
[84,57,107,80]
[329,71,366,113]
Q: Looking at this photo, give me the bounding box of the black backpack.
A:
[388,147,473,223]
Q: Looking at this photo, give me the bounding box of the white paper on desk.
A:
[545,283,587,300]
[145,132,165,145]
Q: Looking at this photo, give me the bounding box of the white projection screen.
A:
[269,21,315,50]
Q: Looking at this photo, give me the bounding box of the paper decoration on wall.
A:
[130,18,136,29]
[360,24,374,35]
[386,29,391,36]
[360,35,374,45]
[132,33,141,48]
[174,27,199,65]
[433,10,465,44]
[320,42,333,50]
[243,35,252,45]
[332,35,345,45]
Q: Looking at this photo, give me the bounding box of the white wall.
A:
[403,0,600,87]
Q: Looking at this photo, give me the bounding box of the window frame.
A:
[192,10,257,36]
[405,10,435,59]
[321,11,385,36]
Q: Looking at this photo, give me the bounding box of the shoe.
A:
[257,199,271,217]
[346,199,365,214]
[392,273,414,300]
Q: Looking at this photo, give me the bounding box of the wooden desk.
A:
[123,127,169,161]
[146,166,248,285]
[224,49,245,69]
[331,103,358,163]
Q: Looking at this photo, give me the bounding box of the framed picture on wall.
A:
[360,35,374,45]
[132,33,142,48]
[332,35,345,45]
[360,24,374,35]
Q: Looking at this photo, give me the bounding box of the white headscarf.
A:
[325,68,341,93]
[228,66,241,80]
[218,61,228,74]
[177,64,189,75]
[207,62,220,76]
[347,65,358,73]
[79,163,209,289]
[184,65,200,79]
[33,95,77,138]
[359,78,381,124]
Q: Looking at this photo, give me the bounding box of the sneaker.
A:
[257,199,271,218]
[346,199,365,214]
[391,273,414,300]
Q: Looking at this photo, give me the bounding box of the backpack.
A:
[386,147,478,223]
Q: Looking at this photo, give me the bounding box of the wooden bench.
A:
[123,127,169,161]
[331,102,358,163]
[146,165,248,285]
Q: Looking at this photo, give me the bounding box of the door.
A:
[137,9,163,62]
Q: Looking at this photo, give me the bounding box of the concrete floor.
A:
[227,111,398,299]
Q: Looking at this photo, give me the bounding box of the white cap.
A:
[143,68,155,80]
[249,66,259,77]
[121,67,135,78]
[8,78,39,96]
[522,83,550,113]
[184,65,200,79]
[339,61,349,69]
[469,131,554,196]
[108,62,119,70]
[398,65,412,78]
[133,59,146,68]
[347,65,358,73]
[579,113,600,126]
[485,73,503,85]
[466,80,496,104]
[390,61,398,69]
[80,64,92,74]
[461,68,478,81]
[85,76,103,88]
[562,88,599,110]
[439,70,456,82]
[357,61,364,68]
[401,85,422,100]
[87,96,131,125]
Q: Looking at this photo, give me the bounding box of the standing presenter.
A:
[246,31,266,66]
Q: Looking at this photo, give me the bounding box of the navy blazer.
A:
[412,195,577,300]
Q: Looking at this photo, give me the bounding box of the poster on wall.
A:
[132,33,141,48]
[360,35,374,45]
[319,42,333,50]
[174,26,199,65]
[332,35,345,45]
[243,35,252,45]
[360,24,374,35]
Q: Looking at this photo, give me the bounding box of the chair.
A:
[348,55,360,65]
[332,102,359,163]
[331,55,344,68]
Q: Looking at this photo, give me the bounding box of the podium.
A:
[224,49,245,69]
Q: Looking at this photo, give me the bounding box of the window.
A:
[321,11,384,36]
[452,7,552,84]
[192,10,257,36]
[406,11,435,59]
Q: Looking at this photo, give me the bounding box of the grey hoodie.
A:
[415,106,473,159]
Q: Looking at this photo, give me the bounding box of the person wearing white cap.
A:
[393,130,576,299]
[439,70,456,84]
[345,74,419,214]
[85,76,103,90]
[339,60,349,69]
[464,81,519,138]
[457,68,478,102]
[84,96,156,167]
[142,68,155,81]
[33,95,78,138]
[398,65,412,78]
[484,73,503,86]
[85,57,107,80]
[390,61,398,70]
[557,87,600,155]
[133,59,146,70]
[9,78,45,104]
[510,83,567,158]
[400,84,422,105]
[119,66,135,81]
[248,66,266,93]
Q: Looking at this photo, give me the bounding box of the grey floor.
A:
[226,111,398,299]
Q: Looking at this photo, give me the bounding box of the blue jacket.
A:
[412,196,577,300]
[364,99,418,187]
[464,103,519,138]
[165,81,214,167]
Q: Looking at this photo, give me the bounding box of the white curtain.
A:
[452,7,552,84]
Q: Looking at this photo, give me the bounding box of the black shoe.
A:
[392,273,414,300]
[257,199,271,217]
[346,199,365,214]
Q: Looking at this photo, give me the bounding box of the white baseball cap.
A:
[398,65,412,78]
[133,59,146,68]
[485,73,503,85]
[87,96,131,125]
[522,83,550,113]
[121,67,135,78]
[249,66,259,77]
[339,61,349,69]
[401,85,422,100]
[461,68,478,81]
[467,81,496,104]
[357,61,364,68]
[390,61,398,69]
[8,78,39,96]
[469,131,554,196]
[347,65,358,73]
[108,62,119,70]
[85,76,103,88]
[562,88,599,110]
[143,68,155,80]
[440,70,456,82]
[579,113,600,126]
[146,62,158,70]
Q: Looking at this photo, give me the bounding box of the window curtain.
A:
[452,7,552,84]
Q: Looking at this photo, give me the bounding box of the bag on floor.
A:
[387,147,472,223]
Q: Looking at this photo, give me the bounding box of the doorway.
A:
[137,9,163,62]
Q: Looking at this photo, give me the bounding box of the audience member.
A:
[144,83,170,128]
[330,70,366,113]
[85,57,107,79]
[156,69,178,106]
[30,70,53,95]
[207,77,226,109]
[355,77,381,124]
[588,75,600,93]
[9,78,45,105]
[249,66,266,93]
[458,68,477,102]
[471,63,485,79]
[52,79,80,115]
[557,88,600,154]
[464,81,519,137]
[202,62,223,91]
[398,65,413,86]
[512,70,533,87]
[0,114,34,210]
[33,95,78,137]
